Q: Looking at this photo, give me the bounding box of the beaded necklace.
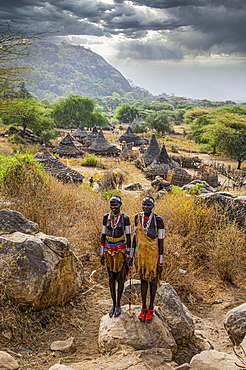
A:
[110,211,122,229]
[141,212,153,233]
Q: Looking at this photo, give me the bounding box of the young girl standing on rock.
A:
[100,195,132,317]
[133,196,164,322]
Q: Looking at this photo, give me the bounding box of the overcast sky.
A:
[1,0,246,101]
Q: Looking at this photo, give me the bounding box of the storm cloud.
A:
[0,0,246,61]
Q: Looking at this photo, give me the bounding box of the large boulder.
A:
[98,305,177,354]
[224,303,246,345]
[189,350,240,370]
[0,209,38,235]
[123,280,194,345]
[0,209,84,310]
[195,193,246,226]
[156,283,195,345]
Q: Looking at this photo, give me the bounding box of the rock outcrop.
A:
[196,192,246,226]
[156,283,195,345]
[123,280,194,345]
[189,350,240,369]
[224,303,246,345]
[0,209,84,310]
[98,305,177,354]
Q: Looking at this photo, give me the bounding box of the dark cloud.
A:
[117,40,183,60]
[0,0,245,61]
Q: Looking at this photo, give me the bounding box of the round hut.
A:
[119,126,148,146]
[84,126,99,146]
[52,133,85,158]
[144,144,184,181]
[89,129,120,155]
[142,134,160,167]
[72,124,88,142]
[34,145,84,183]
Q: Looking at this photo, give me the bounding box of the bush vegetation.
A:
[80,153,98,167]
[0,153,245,343]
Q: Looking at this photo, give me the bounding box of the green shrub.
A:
[185,185,201,195]
[170,144,179,153]
[80,153,98,167]
[101,190,121,201]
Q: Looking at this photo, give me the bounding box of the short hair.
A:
[110,195,122,204]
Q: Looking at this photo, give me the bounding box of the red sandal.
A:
[146,309,154,322]
[138,307,148,322]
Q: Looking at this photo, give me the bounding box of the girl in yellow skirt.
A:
[133,196,164,322]
[100,195,132,317]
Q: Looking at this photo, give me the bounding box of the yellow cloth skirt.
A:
[135,223,159,282]
[105,248,126,273]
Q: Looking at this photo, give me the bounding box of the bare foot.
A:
[109,305,115,317]
[114,306,121,317]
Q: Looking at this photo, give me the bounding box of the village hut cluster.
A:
[137,133,219,188]
[33,124,219,188]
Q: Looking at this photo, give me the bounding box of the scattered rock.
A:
[189,349,239,369]
[137,347,172,368]
[50,337,76,353]
[0,351,19,369]
[175,364,190,370]
[48,365,75,370]
[69,346,175,370]
[0,209,38,235]
[98,304,177,354]
[224,303,246,345]
[182,180,215,193]
[124,183,143,191]
[193,330,213,351]
[156,189,168,198]
[0,329,12,343]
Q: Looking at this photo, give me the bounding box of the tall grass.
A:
[0,154,245,299]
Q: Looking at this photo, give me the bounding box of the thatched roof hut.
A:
[52,133,85,158]
[119,126,148,146]
[89,129,120,155]
[34,145,84,183]
[120,144,136,161]
[72,125,88,140]
[144,144,180,180]
[142,134,160,167]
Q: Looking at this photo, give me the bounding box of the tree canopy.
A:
[115,103,139,123]
[185,107,246,169]
[52,94,99,127]
[145,110,173,134]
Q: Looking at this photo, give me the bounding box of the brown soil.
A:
[6,260,246,370]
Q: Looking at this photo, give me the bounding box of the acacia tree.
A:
[145,110,173,134]
[0,23,43,92]
[189,109,246,169]
[52,94,101,128]
[115,103,139,123]
[0,97,57,144]
[211,114,246,169]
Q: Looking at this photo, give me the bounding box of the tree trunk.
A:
[237,160,242,170]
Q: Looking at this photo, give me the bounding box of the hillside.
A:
[24,41,133,100]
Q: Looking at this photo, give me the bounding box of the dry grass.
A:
[0,149,246,349]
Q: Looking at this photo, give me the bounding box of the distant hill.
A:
[24,41,133,101]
